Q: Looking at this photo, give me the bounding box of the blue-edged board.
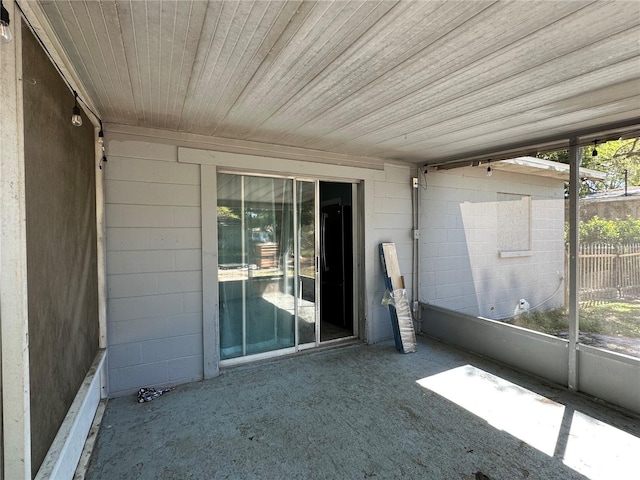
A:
[379,242,417,353]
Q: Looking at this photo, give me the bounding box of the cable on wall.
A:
[13,0,107,168]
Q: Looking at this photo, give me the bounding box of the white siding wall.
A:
[369,164,415,341]
[420,166,565,320]
[105,140,203,396]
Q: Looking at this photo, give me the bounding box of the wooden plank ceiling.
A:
[38,0,640,166]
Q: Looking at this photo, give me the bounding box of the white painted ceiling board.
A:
[304,5,639,154]
[39,0,134,123]
[376,64,640,155]
[275,0,589,148]
[257,0,493,146]
[218,0,397,140]
[428,106,640,161]
[35,0,640,166]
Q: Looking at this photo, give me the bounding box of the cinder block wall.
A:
[370,164,415,341]
[105,140,203,396]
[419,166,565,320]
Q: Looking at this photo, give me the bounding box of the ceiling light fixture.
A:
[486,160,492,177]
[98,120,104,143]
[592,140,598,157]
[0,0,12,43]
[71,91,83,127]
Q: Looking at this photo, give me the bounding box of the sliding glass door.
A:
[217,173,318,360]
[296,180,318,346]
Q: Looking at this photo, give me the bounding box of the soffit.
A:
[36,0,640,166]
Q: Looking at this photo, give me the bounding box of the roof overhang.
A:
[491,157,607,182]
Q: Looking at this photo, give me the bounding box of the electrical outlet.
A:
[412,177,418,188]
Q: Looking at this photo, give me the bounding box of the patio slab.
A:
[85,336,640,479]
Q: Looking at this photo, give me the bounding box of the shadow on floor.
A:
[86,336,639,480]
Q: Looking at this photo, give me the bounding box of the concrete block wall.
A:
[420,166,565,320]
[370,164,415,341]
[105,140,203,396]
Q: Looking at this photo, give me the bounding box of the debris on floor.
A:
[475,471,492,480]
[137,386,174,403]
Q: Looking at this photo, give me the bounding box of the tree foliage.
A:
[578,216,640,245]
[217,206,240,220]
[538,138,640,196]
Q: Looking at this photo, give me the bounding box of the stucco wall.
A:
[105,141,203,397]
[420,166,565,320]
[22,23,99,474]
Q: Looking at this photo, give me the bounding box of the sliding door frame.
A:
[191,148,381,377]
[216,171,321,367]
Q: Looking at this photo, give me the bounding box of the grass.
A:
[509,300,640,338]
[580,301,640,337]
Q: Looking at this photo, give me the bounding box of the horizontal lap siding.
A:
[105,144,203,396]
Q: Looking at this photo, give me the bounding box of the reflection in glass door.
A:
[218,174,294,359]
[217,173,317,360]
[296,181,317,346]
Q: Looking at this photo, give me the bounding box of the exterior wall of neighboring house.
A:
[419,165,566,321]
[580,187,640,220]
[104,134,414,396]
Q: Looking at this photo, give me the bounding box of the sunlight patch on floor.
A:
[417,365,564,456]
[416,365,639,479]
[563,410,640,479]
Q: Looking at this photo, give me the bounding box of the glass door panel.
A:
[296,181,317,345]
[218,173,295,360]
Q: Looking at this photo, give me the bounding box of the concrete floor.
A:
[86,336,640,479]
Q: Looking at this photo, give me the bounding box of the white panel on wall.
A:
[105,140,203,397]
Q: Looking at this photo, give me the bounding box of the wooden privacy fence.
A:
[566,243,640,301]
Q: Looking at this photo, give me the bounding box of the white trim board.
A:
[106,124,395,171]
[35,350,107,480]
[178,147,387,181]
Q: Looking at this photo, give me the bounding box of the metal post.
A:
[568,138,580,391]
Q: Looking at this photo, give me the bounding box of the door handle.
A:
[321,213,327,271]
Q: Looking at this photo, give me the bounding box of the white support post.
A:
[0,3,32,477]
[95,128,108,398]
[568,138,580,391]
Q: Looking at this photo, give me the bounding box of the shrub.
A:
[571,216,640,245]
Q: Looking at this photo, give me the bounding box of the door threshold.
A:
[220,338,362,371]
[320,335,359,347]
